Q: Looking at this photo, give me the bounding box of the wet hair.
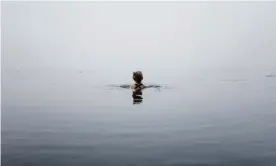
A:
[133,71,143,84]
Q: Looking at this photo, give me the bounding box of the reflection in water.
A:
[108,84,169,105]
[132,90,143,104]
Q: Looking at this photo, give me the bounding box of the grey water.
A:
[2,67,276,166]
[2,2,276,166]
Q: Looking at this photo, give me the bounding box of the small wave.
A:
[266,74,275,78]
[108,84,170,90]
[147,84,173,90]
[220,79,247,83]
[109,84,131,89]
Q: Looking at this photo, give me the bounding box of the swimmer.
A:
[130,71,146,90]
[131,71,145,104]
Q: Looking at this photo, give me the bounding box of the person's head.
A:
[133,71,143,84]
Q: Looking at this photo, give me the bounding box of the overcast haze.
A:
[2,2,276,71]
[2,3,276,166]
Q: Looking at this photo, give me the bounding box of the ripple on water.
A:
[107,84,171,90]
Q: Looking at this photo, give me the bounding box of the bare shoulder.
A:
[130,84,136,89]
[131,83,146,90]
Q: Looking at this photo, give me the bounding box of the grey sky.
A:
[2,2,276,70]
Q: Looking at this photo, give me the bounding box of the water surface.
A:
[2,2,276,166]
[2,67,276,166]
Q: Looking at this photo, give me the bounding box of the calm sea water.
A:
[2,67,276,166]
[2,2,276,166]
